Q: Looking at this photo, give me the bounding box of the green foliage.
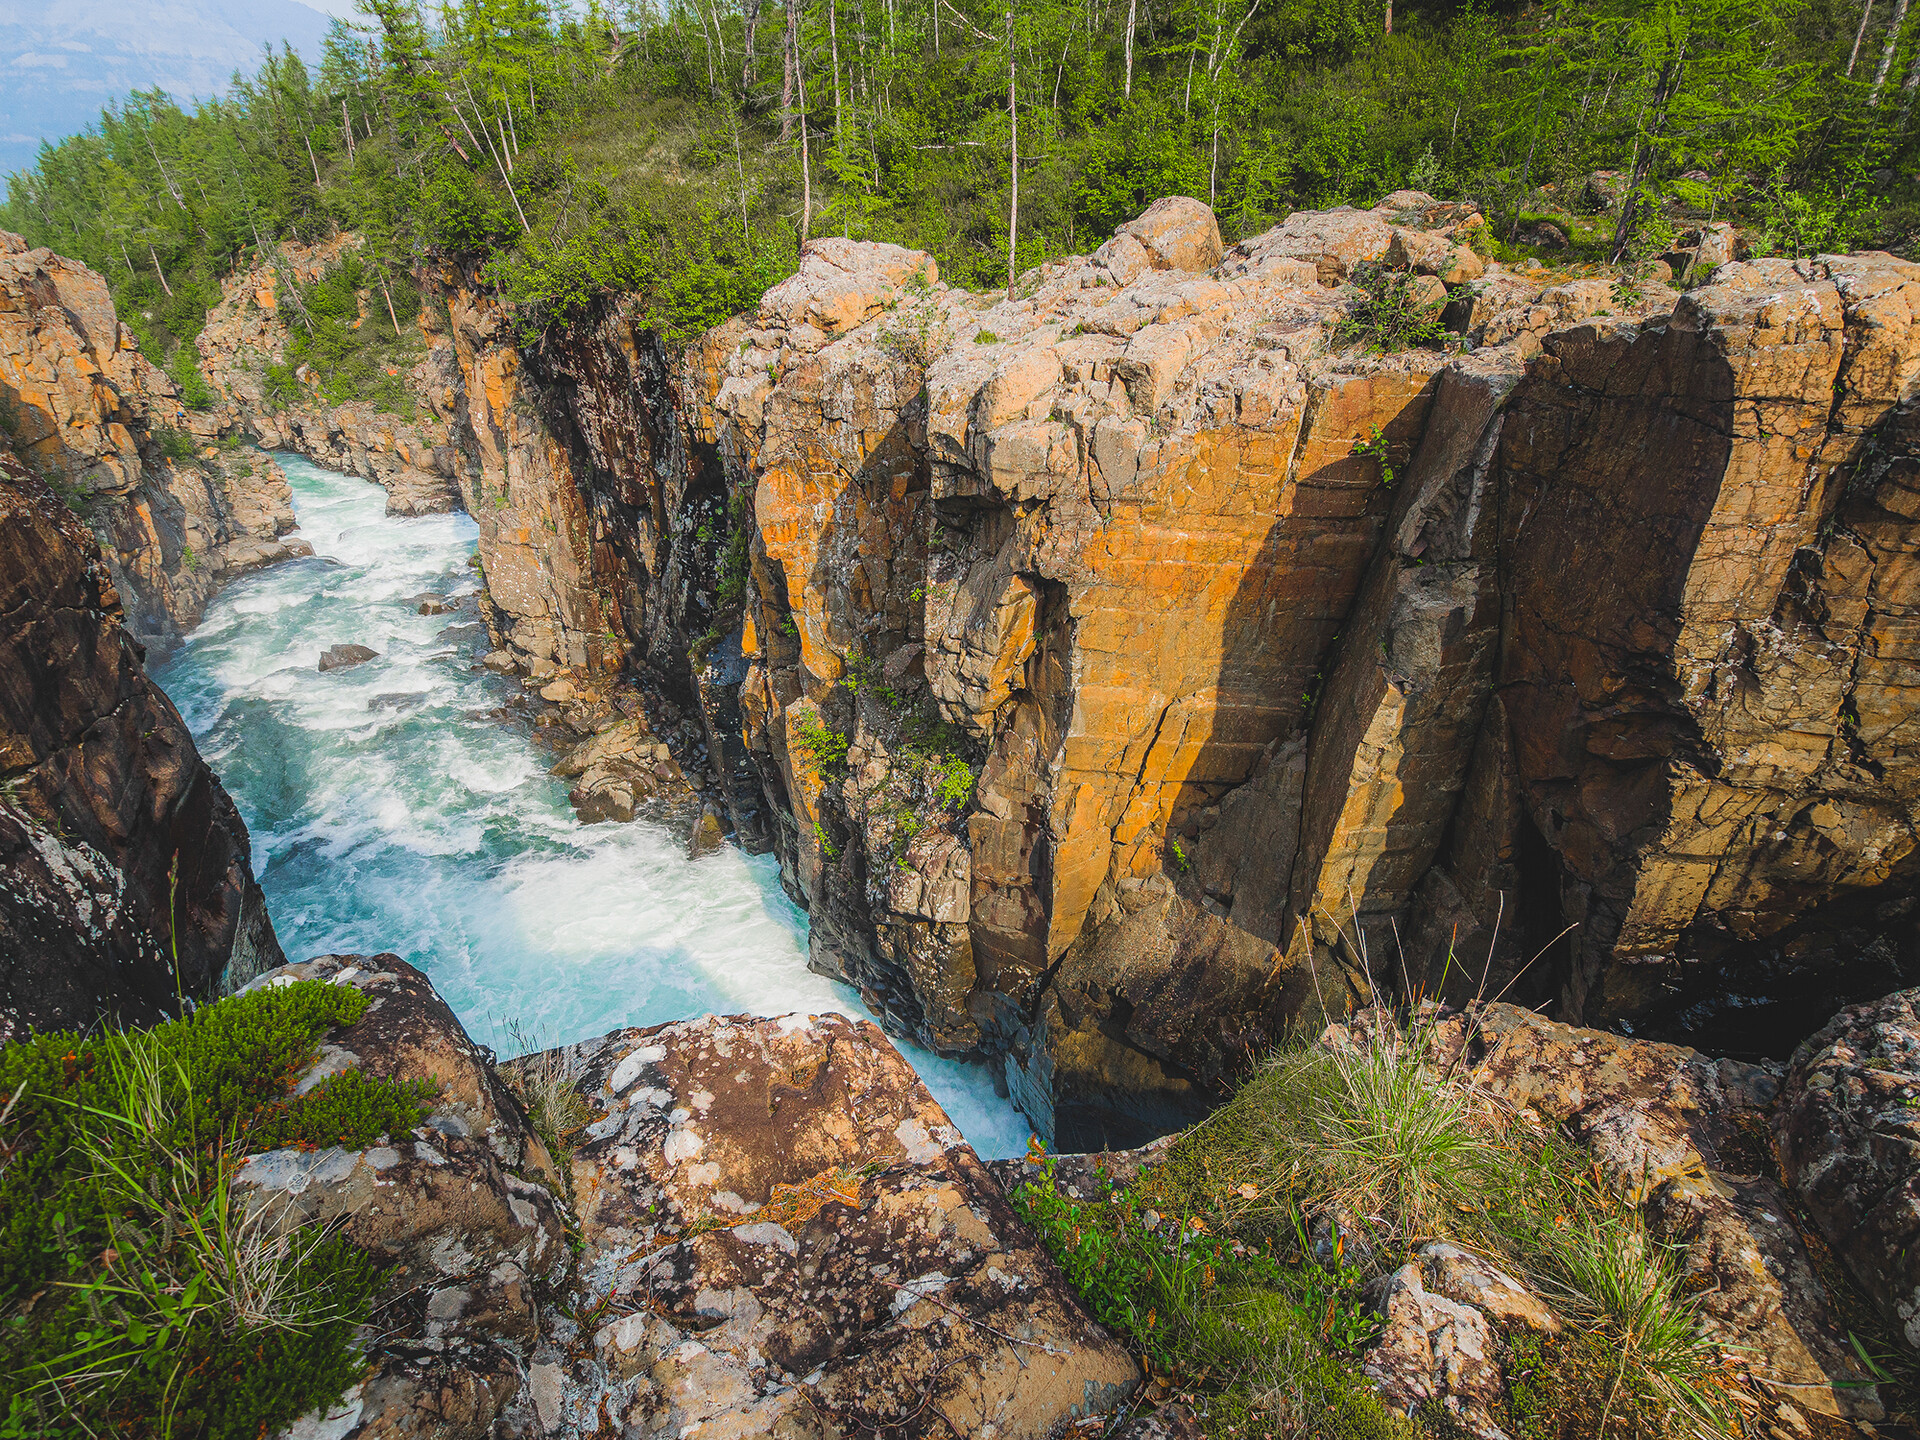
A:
[151,427,198,464]
[281,251,422,413]
[247,1068,435,1151]
[165,347,217,410]
[793,713,850,776]
[1012,1162,1406,1435]
[0,981,402,1438]
[812,818,842,862]
[4,0,1907,371]
[1333,264,1448,354]
[1351,427,1395,488]
[1179,1016,1737,1435]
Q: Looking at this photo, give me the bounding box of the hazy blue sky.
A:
[3,0,357,178]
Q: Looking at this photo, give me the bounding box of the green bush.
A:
[1333,263,1449,354]
[0,980,428,1439]
[792,712,850,776]
[150,427,198,464]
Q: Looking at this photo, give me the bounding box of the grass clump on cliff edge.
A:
[1014,1012,1742,1439]
[0,980,433,1439]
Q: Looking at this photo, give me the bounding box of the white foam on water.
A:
[155,455,1032,1159]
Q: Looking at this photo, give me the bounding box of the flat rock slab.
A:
[524,1011,1140,1438]
[319,643,378,671]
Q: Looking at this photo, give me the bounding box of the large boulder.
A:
[263,971,1139,1439]
[1776,987,1920,1349]
[0,455,281,1039]
[539,1011,1140,1437]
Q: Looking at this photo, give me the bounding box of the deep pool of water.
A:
[153,454,1029,1157]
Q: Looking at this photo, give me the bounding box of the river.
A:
[153,454,1029,1158]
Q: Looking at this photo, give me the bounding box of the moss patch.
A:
[0,980,430,1438]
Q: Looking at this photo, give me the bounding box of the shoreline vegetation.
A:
[0,0,1910,408]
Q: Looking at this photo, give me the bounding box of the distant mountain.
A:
[1,0,339,179]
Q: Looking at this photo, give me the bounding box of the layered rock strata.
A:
[0,453,281,1039]
[646,203,1920,1145]
[0,230,309,647]
[252,954,1138,1439]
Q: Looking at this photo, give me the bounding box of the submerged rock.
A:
[319,643,378,671]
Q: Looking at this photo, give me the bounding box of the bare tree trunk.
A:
[1609,45,1685,263]
[1872,0,1910,104]
[799,52,813,241]
[149,245,174,298]
[342,98,356,161]
[1899,32,1920,126]
[1384,0,1392,34]
[1850,0,1878,76]
[1007,9,1018,295]
[782,0,801,139]
[830,0,843,137]
[1124,0,1136,94]
[744,0,761,89]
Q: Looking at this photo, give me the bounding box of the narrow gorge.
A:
[6,190,1920,1438]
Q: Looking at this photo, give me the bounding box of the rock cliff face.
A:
[195,234,463,518]
[0,231,309,649]
[256,197,1919,1149]
[663,195,1920,1144]
[0,453,281,1040]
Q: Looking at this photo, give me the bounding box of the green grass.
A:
[0,981,432,1438]
[1015,1012,1744,1438]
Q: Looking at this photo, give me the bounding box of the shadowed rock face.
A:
[0,454,280,1041]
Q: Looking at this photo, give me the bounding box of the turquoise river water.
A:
[153,454,1028,1158]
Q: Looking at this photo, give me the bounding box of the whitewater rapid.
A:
[154,455,1030,1158]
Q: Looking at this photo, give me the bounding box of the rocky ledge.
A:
[246,953,1136,1439]
[231,957,1920,1440]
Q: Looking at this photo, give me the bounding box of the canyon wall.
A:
[664,199,1919,1145]
[0,231,309,650]
[196,234,464,518]
[0,451,281,1040]
[170,202,1920,1149]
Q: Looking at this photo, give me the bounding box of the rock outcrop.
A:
[0,230,310,648]
[250,954,1138,1439]
[1776,985,1920,1351]
[196,234,463,517]
[1432,1002,1885,1423]
[0,452,281,1040]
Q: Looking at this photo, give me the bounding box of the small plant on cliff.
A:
[0,980,433,1439]
[793,712,850,776]
[151,427,199,465]
[1332,263,1448,355]
[1350,428,1395,488]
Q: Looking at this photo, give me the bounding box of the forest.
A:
[0,0,1906,391]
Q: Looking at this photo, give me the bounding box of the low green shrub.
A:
[1333,263,1449,354]
[792,713,850,776]
[0,981,429,1439]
